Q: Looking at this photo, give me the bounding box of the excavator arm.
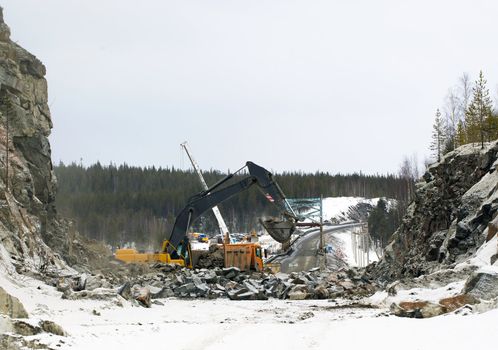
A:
[164,161,298,266]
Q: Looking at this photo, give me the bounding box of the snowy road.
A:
[277,224,360,273]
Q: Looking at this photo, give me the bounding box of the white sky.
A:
[2,0,498,174]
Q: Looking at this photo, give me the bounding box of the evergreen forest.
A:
[54,162,411,249]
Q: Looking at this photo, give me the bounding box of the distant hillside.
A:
[54,162,410,248]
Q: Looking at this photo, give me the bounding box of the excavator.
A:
[115,161,299,270]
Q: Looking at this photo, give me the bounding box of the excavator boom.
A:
[164,161,298,266]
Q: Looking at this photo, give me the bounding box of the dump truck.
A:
[224,242,264,271]
[115,161,298,270]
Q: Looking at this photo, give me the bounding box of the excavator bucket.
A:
[260,217,296,243]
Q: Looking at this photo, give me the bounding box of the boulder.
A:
[55,278,72,293]
[75,274,87,291]
[222,267,240,280]
[175,283,196,295]
[291,276,307,285]
[192,277,210,297]
[156,287,175,299]
[147,285,164,299]
[0,287,28,318]
[288,285,308,300]
[85,275,108,291]
[117,282,132,300]
[12,320,41,336]
[313,285,330,299]
[462,272,498,300]
[439,294,479,313]
[390,301,445,318]
[39,320,66,336]
[486,216,498,241]
[491,254,498,265]
[63,288,117,301]
[203,270,218,284]
[131,286,151,308]
[279,283,293,299]
[298,311,315,321]
[227,288,257,300]
[153,263,179,273]
[455,222,472,240]
[337,280,355,290]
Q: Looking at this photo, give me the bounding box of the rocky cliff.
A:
[373,140,498,281]
[0,7,110,275]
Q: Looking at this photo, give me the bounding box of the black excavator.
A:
[115,161,298,269]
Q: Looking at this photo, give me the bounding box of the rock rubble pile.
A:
[53,263,379,306]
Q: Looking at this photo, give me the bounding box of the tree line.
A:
[54,162,411,249]
[431,71,498,161]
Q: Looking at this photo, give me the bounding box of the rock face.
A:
[0,286,28,318]
[462,272,498,300]
[0,7,111,273]
[0,6,67,272]
[373,141,498,281]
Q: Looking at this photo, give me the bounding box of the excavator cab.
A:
[161,239,193,268]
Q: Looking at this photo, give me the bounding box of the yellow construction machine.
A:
[114,240,192,267]
[114,161,298,270]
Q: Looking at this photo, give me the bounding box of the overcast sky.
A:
[2,0,498,174]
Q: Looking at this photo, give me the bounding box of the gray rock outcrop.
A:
[462,272,498,300]
[0,6,65,272]
[0,7,112,274]
[0,286,28,318]
[372,141,498,281]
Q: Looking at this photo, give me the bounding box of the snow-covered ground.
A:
[2,265,498,350]
[326,228,380,267]
[321,196,380,223]
[1,212,497,349]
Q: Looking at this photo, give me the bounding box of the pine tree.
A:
[465,70,493,148]
[486,112,498,141]
[455,120,466,147]
[481,76,495,142]
[430,109,444,162]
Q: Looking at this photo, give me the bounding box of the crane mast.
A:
[180,142,231,242]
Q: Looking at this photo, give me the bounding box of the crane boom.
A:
[180,142,231,241]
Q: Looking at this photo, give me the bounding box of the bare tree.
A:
[423,156,432,169]
[458,72,472,119]
[410,153,420,180]
[444,88,460,151]
[399,155,418,203]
